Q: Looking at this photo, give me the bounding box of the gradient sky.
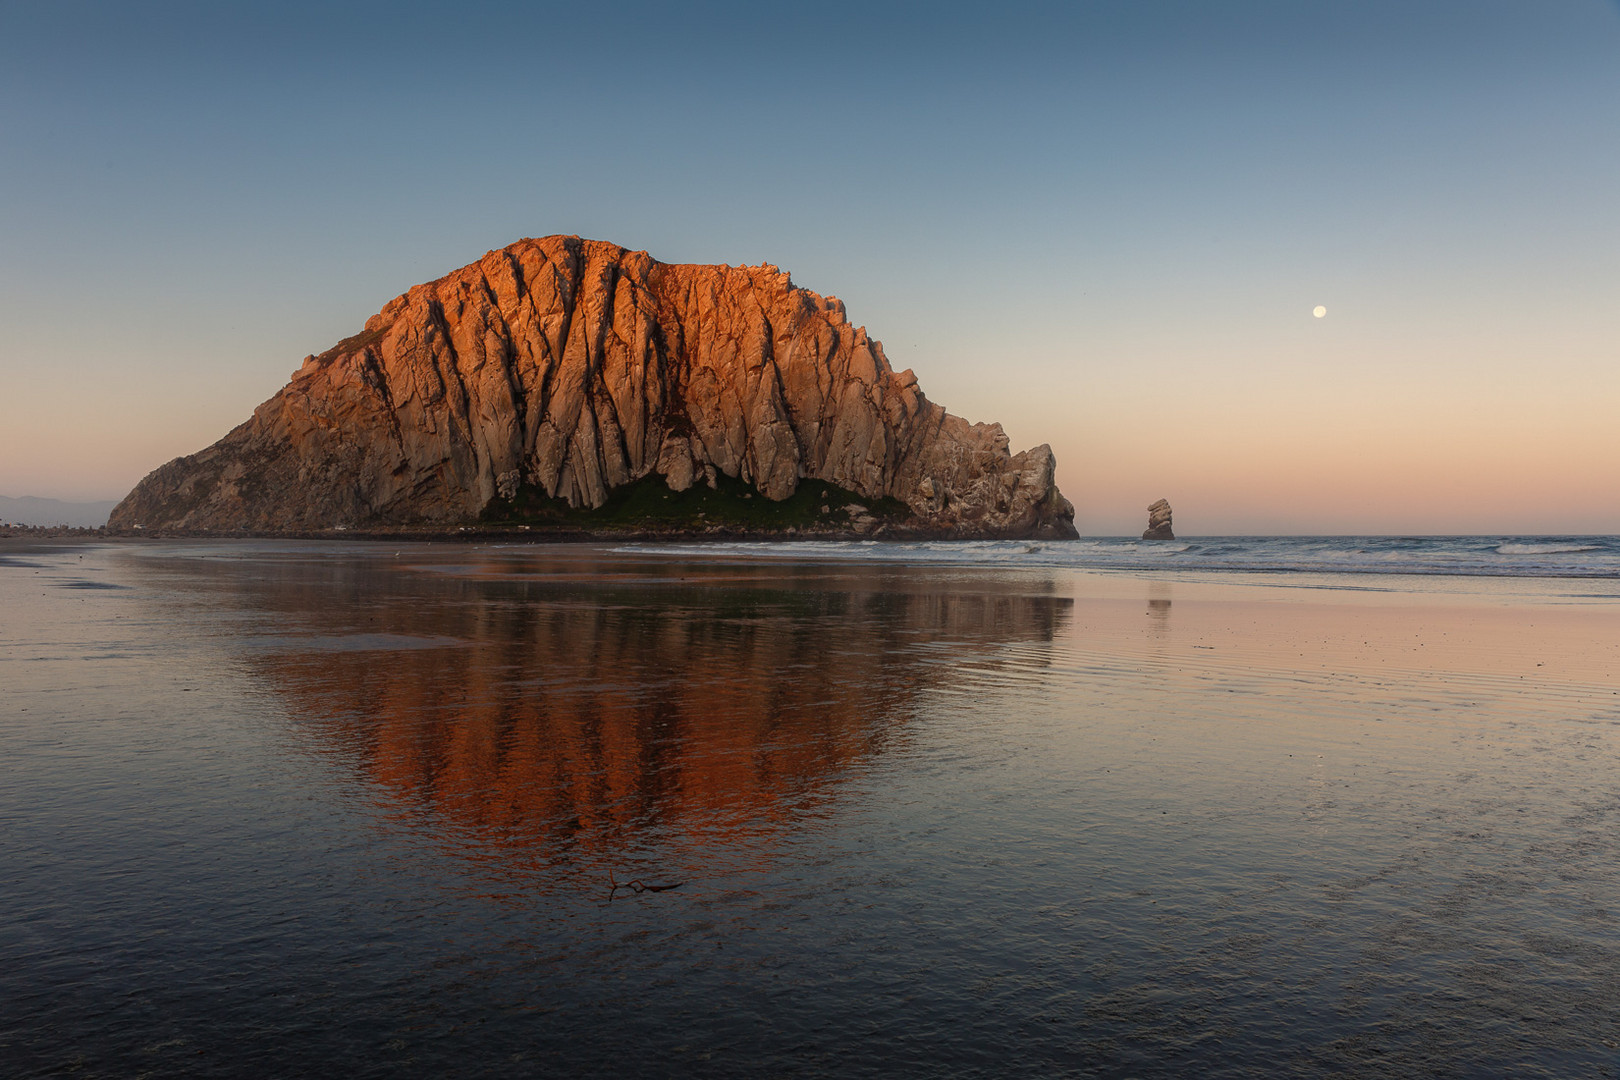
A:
[2,0,1616,534]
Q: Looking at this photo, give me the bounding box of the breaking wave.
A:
[1495,542,1602,555]
[619,535,1620,580]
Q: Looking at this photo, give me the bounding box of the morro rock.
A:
[1142,498,1174,540]
[111,236,1077,539]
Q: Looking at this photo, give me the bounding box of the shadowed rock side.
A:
[110,236,1076,539]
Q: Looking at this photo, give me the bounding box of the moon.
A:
[1312,305,1327,318]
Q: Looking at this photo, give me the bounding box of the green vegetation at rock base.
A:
[481,472,911,533]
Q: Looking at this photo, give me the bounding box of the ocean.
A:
[3,536,1617,1077]
[628,534,1620,580]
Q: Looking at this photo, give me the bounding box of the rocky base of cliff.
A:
[108,473,1077,542]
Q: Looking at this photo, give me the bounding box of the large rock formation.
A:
[112,236,1076,538]
[1142,498,1174,540]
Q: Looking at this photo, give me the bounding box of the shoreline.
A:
[8,532,1618,587]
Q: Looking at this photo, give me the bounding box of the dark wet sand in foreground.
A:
[2,542,1617,1077]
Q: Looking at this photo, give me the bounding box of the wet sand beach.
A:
[3,540,1617,1077]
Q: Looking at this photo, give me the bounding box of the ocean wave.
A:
[1496,542,1602,555]
[613,537,1618,580]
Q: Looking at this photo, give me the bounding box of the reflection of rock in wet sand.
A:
[1145,584,1172,638]
[219,553,1072,864]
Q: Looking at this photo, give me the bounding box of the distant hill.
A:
[0,496,117,528]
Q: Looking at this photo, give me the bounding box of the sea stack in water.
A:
[1142,499,1174,540]
[110,236,1076,540]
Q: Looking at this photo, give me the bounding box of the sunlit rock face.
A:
[110,236,1077,539]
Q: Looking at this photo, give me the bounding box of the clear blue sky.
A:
[2,1,1617,533]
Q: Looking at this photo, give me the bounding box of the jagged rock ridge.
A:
[112,236,1077,538]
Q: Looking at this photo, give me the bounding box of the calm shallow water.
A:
[3,540,1619,1077]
